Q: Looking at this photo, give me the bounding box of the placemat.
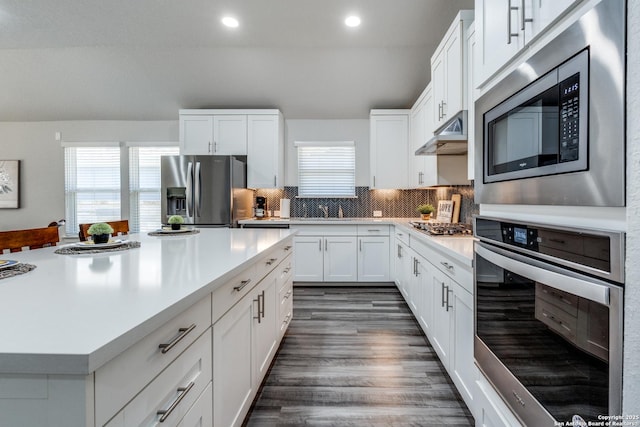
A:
[55,241,141,255]
[0,263,37,280]
[147,229,200,236]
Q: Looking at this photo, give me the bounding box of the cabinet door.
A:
[417,257,434,334]
[213,296,253,427]
[451,280,476,416]
[432,51,446,130]
[253,272,279,382]
[213,115,247,155]
[370,114,409,189]
[394,240,409,298]
[247,115,281,188]
[443,27,462,122]
[475,0,523,84]
[530,0,580,41]
[180,115,213,155]
[323,237,358,282]
[292,236,324,281]
[431,267,452,367]
[408,255,421,315]
[410,96,426,188]
[177,382,212,427]
[358,236,390,282]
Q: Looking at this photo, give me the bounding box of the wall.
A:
[0,121,177,231]
[624,0,640,415]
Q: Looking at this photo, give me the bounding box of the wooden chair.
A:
[0,226,60,253]
[78,220,130,242]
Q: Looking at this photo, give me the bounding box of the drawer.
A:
[412,237,472,288]
[535,299,577,343]
[291,224,357,236]
[279,278,293,319]
[95,295,211,427]
[212,264,258,323]
[254,246,285,283]
[105,331,212,427]
[277,254,293,288]
[394,227,410,245]
[177,381,212,427]
[357,224,390,236]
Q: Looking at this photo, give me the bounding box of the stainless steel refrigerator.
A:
[160,155,253,227]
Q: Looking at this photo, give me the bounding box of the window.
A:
[64,143,178,236]
[296,141,356,197]
[129,146,179,232]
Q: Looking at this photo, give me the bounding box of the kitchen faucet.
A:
[319,204,328,218]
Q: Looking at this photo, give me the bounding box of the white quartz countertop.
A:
[0,228,295,375]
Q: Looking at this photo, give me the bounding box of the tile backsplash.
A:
[254,186,478,225]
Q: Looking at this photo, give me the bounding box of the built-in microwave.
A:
[474,0,625,207]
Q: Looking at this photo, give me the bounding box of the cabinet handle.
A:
[253,292,263,323]
[438,102,442,120]
[521,0,533,31]
[441,282,447,308]
[440,261,454,272]
[158,324,196,354]
[260,290,265,319]
[319,239,322,251]
[208,141,212,153]
[418,172,423,185]
[325,239,328,251]
[446,287,453,312]
[233,279,252,292]
[415,259,420,276]
[359,239,362,251]
[214,141,218,152]
[441,101,447,118]
[157,381,195,422]
[266,257,278,266]
[274,175,277,187]
[283,266,291,274]
[373,176,376,187]
[285,289,292,299]
[397,244,402,258]
[284,245,292,251]
[507,2,519,44]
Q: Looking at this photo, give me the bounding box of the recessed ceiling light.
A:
[345,15,361,28]
[222,16,239,28]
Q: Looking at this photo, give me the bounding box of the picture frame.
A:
[0,160,20,209]
[435,199,454,223]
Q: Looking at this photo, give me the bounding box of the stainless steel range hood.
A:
[415,110,468,155]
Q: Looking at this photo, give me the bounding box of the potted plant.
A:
[168,215,185,230]
[416,203,435,220]
[87,222,114,244]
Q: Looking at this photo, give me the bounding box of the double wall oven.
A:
[472,1,627,426]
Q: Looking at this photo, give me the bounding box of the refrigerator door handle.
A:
[186,161,193,218]
[195,161,202,217]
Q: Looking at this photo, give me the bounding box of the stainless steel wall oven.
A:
[474,216,624,426]
[474,1,626,206]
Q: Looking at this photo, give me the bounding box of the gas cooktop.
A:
[409,221,473,236]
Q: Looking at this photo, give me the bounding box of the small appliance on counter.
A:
[255,196,267,219]
[280,198,290,219]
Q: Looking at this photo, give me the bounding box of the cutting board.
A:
[451,194,461,223]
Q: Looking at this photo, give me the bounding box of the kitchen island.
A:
[0,227,295,427]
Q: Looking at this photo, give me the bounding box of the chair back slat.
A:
[78,220,130,242]
[0,226,60,253]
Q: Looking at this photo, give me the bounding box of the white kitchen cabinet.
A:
[292,236,324,281]
[394,239,412,299]
[450,279,476,416]
[370,111,410,189]
[179,112,246,155]
[410,84,438,188]
[475,0,581,85]
[430,266,454,366]
[358,236,390,281]
[416,254,434,334]
[177,382,212,427]
[431,11,474,131]
[247,113,284,188]
[253,269,279,382]
[466,23,476,180]
[213,292,254,427]
[324,237,358,282]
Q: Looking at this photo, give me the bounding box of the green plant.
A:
[168,215,185,225]
[87,222,114,235]
[416,204,435,214]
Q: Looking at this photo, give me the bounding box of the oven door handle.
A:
[475,243,610,306]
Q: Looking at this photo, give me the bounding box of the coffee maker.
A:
[255,196,267,219]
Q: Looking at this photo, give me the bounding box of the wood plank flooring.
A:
[243,286,474,427]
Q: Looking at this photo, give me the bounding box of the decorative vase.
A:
[92,233,110,244]
[421,213,431,221]
[171,223,181,230]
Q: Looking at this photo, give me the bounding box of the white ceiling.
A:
[0,0,474,121]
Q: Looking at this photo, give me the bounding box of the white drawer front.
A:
[357,224,390,236]
[212,264,258,323]
[96,295,211,427]
[105,331,212,427]
[177,381,212,427]
[394,227,410,245]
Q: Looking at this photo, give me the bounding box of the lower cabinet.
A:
[324,237,358,281]
[393,239,412,299]
[357,236,390,281]
[430,267,454,366]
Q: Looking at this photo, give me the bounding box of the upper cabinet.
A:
[247,113,284,189]
[370,110,410,189]
[179,109,284,188]
[431,10,474,131]
[475,0,582,85]
[410,85,433,188]
[466,23,476,181]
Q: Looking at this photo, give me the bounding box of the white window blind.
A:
[64,146,121,236]
[296,141,356,197]
[129,146,179,232]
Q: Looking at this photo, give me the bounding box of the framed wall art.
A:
[0,160,20,208]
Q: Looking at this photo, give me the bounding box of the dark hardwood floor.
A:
[243,286,474,427]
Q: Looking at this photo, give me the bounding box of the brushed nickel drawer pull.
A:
[157,381,195,422]
[440,261,454,271]
[158,324,196,354]
[233,279,252,292]
[284,245,292,251]
[266,257,278,265]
